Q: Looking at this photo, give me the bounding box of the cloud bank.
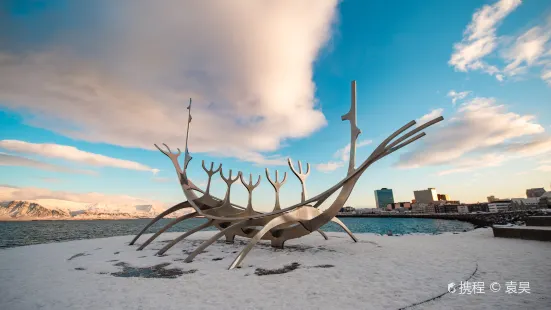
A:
[0,140,158,174]
[396,96,551,175]
[0,1,340,165]
[0,153,97,175]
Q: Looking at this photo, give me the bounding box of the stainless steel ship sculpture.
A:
[129,81,444,269]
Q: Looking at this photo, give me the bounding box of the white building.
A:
[386,202,411,211]
[488,200,511,213]
[457,205,469,213]
[414,188,438,204]
[511,198,540,210]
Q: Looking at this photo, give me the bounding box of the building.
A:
[511,198,540,210]
[488,200,511,213]
[356,208,382,214]
[526,188,546,198]
[411,203,426,213]
[374,188,394,209]
[414,188,438,204]
[424,204,436,213]
[436,200,461,206]
[466,203,489,213]
[435,204,459,213]
[539,191,551,208]
[437,194,450,201]
[457,205,469,213]
[339,206,355,213]
[487,195,498,203]
[386,202,411,211]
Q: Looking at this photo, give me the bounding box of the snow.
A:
[493,225,551,231]
[29,199,91,212]
[0,229,550,310]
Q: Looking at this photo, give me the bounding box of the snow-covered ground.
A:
[0,229,550,310]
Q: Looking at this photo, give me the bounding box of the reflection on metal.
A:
[129,80,444,269]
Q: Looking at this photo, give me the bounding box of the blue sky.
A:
[1,0,550,210]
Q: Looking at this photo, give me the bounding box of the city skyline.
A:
[1,0,550,210]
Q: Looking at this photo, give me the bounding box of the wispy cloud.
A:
[0,140,159,174]
[314,161,344,173]
[503,25,551,76]
[537,165,551,171]
[0,153,97,175]
[449,0,521,75]
[315,139,372,172]
[447,90,471,105]
[396,96,551,175]
[0,1,339,165]
[450,0,551,85]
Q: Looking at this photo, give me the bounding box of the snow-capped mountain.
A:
[0,199,188,220]
[0,201,69,218]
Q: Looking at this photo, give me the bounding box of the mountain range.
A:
[0,200,191,220]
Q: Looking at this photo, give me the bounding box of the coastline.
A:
[337,210,550,227]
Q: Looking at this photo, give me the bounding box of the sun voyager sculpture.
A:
[129,81,444,270]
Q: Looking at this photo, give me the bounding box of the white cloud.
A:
[0,140,159,174]
[0,153,97,175]
[314,161,344,173]
[503,26,551,76]
[0,1,339,165]
[437,153,507,175]
[450,1,551,85]
[315,139,372,172]
[537,165,551,171]
[447,90,471,105]
[0,185,167,208]
[449,0,521,73]
[396,96,550,174]
[417,109,444,126]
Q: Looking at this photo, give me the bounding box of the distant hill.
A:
[0,200,193,220]
[0,201,69,218]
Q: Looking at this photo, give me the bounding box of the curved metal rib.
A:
[137,212,198,250]
[229,215,290,269]
[316,229,329,240]
[129,201,190,245]
[156,220,214,256]
[331,217,357,242]
[184,219,255,263]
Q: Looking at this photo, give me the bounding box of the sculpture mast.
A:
[341,81,361,175]
[183,98,193,171]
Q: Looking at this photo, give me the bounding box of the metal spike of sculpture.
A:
[129,81,444,269]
